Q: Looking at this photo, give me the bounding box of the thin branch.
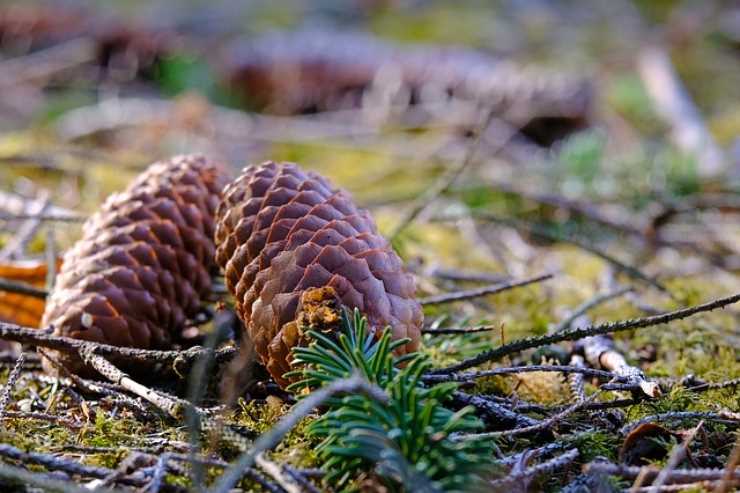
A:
[255,453,302,493]
[0,320,237,369]
[621,412,739,435]
[0,277,48,299]
[586,461,739,484]
[452,391,541,429]
[0,460,119,493]
[0,443,147,487]
[647,421,703,492]
[420,272,553,306]
[716,435,740,493]
[0,353,24,421]
[552,286,633,333]
[1,410,82,429]
[422,325,496,335]
[681,377,740,393]
[427,266,509,284]
[0,212,86,223]
[388,106,501,240]
[210,375,388,493]
[283,465,322,493]
[489,448,579,489]
[0,38,97,88]
[79,345,186,418]
[424,364,625,384]
[440,211,669,293]
[576,335,660,397]
[0,194,50,261]
[463,393,599,440]
[430,292,740,373]
[638,46,725,178]
[45,225,57,290]
[567,354,587,403]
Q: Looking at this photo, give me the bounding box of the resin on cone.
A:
[215,161,422,387]
[41,154,229,376]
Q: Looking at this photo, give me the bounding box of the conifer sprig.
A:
[286,308,492,492]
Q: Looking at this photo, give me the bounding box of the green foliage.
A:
[286,309,492,492]
[557,130,605,189]
[606,75,660,132]
[153,55,239,107]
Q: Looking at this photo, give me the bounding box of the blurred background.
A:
[0,0,738,354]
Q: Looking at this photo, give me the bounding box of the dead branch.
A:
[0,212,86,222]
[466,211,669,293]
[1,409,81,429]
[567,354,587,402]
[452,391,541,429]
[621,411,739,435]
[0,320,237,369]
[0,193,50,261]
[552,286,633,333]
[0,38,96,88]
[637,46,725,178]
[576,335,660,397]
[424,363,626,384]
[0,277,48,299]
[255,453,302,493]
[489,448,579,490]
[0,460,118,493]
[211,374,388,493]
[388,105,503,240]
[430,291,740,373]
[79,345,186,418]
[420,272,553,305]
[585,461,739,484]
[716,436,740,493]
[0,443,148,487]
[647,421,703,492]
[421,325,496,335]
[426,265,509,284]
[464,393,599,440]
[0,353,24,421]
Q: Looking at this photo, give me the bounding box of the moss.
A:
[233,398,319,468]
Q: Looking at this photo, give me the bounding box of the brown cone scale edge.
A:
[41,154,229,376]
[214,161,423,387]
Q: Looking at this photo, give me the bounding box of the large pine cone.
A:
[215,162,422,387]
[41,155,228,376]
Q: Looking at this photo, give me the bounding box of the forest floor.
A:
[0,1,738,492]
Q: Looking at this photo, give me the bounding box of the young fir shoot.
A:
[286,308,492,492]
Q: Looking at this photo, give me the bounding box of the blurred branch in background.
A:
[638,46,726,178]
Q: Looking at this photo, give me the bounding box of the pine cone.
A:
[215,161,422,387]
[41,155,229,376]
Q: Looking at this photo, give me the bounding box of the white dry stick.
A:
[638,46,725,178]
[0,38,96,89]
[576,333,660,398]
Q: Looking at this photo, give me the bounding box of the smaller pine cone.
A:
[41,155,229,376]
[215,161,422,387]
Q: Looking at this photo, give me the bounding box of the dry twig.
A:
[420,272,553,305]
[430,292,740,373]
